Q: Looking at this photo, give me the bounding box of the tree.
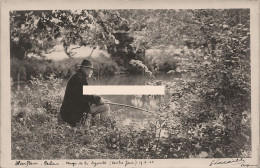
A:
[112,10,201,73]
[10,10,124,59]
[117,9,201,51]
[107,22,144,69]
[10,11,57,59]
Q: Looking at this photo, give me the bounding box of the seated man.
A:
[59,59,110,127]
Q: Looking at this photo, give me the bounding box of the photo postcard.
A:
[1,0,259,168]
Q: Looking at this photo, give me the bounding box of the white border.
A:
[1,0,259,168]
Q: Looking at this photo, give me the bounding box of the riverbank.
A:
[11,47,181,83]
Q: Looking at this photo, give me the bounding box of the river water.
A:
[79,74,177,120]
[13,74,183,121]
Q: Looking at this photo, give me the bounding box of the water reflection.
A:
[100,93,172,120]
[13,74,176,120]
[85,74,174,120]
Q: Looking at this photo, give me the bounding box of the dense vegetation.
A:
[11,9,251,159]
[11,56,119,81]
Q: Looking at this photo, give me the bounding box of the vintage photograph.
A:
[9,8,253,160]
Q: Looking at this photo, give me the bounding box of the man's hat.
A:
[79,59,94,69]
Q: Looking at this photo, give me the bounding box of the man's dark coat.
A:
[60,69,101,126]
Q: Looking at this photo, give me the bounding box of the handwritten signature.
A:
[209,158,245,166]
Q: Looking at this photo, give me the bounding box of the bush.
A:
[92,58,119,76]
[55,57,120,77]
[11,57,56,81]
[145,47,179,74]
[11,56,120,82]
[159,60,177,73]
[11,74,64,116]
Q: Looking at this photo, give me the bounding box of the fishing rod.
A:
[105,102,155,114]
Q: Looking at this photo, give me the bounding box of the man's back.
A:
[60,69,100,126]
